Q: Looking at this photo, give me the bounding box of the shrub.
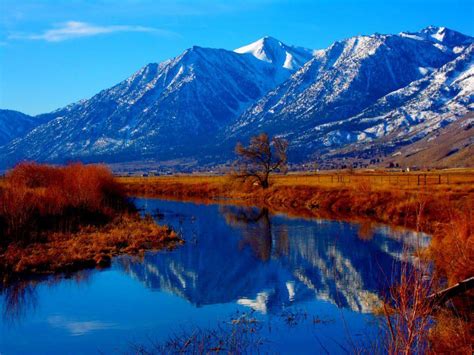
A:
[0,162,129,244]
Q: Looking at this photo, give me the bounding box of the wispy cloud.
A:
[9,21,176,42]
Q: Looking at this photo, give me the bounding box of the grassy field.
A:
[119,169,474,191]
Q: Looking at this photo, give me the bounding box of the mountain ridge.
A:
[1,26,472,170]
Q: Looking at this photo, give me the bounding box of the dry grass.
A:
[0,214,181,283]
[0,163,181,284]
[428,309,473,354]
[1,162,128,243]
[381,260,433,354]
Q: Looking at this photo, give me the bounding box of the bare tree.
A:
[232,133,288,189]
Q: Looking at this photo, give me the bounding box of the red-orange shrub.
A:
[0,162,128,243]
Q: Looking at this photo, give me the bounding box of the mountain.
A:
[0,109,47,147]
[228,27,473,162]
[0,26,472,170]
[0,38,313,168]
[385,112,474,168]
[400,25,473,52]
[320,42,473,165]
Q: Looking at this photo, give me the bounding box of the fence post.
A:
[438,174,441,184]
[424,174,427,185]
[418,175,420,186]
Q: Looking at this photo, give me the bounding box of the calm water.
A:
[0,198,428,354]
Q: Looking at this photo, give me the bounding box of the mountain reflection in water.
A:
[0,198,431,354]
[119,199,428,314]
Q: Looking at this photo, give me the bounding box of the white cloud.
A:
[9,21,175,42]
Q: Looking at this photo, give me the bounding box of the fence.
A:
[280,172,474,187]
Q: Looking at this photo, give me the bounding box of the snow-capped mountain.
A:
[0,26,472,169]
[400,26,473,53]
[0,38,312,167]
[345,44,473,144]
[228,27,473,161]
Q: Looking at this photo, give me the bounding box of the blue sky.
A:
[1,0,473,115]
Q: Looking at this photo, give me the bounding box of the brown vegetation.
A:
[381,260,433,354]
[0,162,128,243]
[0,163,181,284]
[1,214,180,284]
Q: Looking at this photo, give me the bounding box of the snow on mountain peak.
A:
[234,36,281,60]
[234,36,314,70]
[400,26,473,51]
[1,26,472,170]
[421,25,451,43]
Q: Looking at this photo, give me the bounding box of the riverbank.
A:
[0,163,182,285]
[120,171,474,233]
[121,172,474,279]
[0,213,181,284]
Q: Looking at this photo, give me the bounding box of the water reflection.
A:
[1,270,95,324]
[47,315,119,336]
[0,199,428,324]
[118,199,426,314]
[1,281,38,324]
[221,206,281,261]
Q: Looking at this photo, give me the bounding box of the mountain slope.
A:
[228,27,472,161]
[0,38,313,167]
[349,44,473,142]
[386,112,474,168]
[320,43,473,164]
[0,109,47,147]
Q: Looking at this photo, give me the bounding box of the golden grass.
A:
[0,214,181,283]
